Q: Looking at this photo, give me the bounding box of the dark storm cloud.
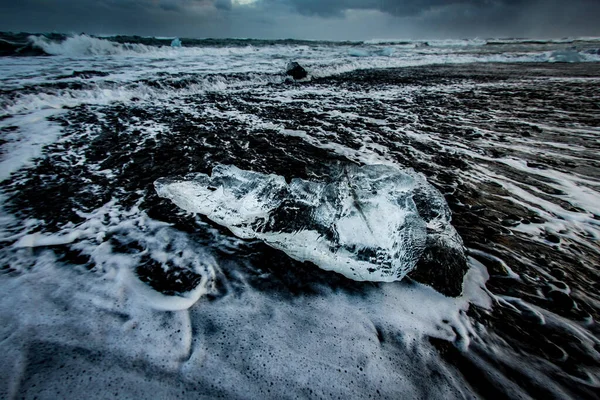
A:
[0,0,225,36]
[266,0,583,21]
[270,0,518,18]
[0,0,598,39]
[215,0,232,11]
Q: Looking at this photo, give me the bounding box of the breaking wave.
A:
[8,34,304,58]
[0,32,598,64]
[29,34,157,56]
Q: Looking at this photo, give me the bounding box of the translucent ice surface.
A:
[170,38,182,48]
[155,164,464,282]
[549,49,585,62]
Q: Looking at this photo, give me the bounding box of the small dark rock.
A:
[536,256,550,266]
[286,61,308,80]
[410,236,468,297]
[527,161,547,169]
[501,218,520,227]
[549,268,567,280]
[0,125,19,132]
[552,281,568,290]
[489,149,505,158]
[466,133,483,140]
[529,215,546,224]
[547,290,575,310]
[531,125,543,133]
[483,225,501,237]
[545,233,561,244]
[545,342,568,362]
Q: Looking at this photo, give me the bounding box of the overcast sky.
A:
[1,0,599,40]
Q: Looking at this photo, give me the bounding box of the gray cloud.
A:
[215,0,232,11]
[274,0,478,17]
[0,0,598,39]
[262,0,535,18]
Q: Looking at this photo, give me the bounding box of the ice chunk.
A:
[549,49,584,63]
[155,164,463,282]
[170,38,182,48]
[377,47,395,57]
[348,48,370,57]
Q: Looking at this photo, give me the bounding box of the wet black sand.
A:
[2,62,600,398]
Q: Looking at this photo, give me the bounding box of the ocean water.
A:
[1,33,599,399]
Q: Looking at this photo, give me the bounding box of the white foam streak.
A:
[7,200,217,311]
[0,110,64,182]
[3,75,280,116]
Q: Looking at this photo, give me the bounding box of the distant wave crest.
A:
[29,34,165,56]
[1,32,599,66]
[20,34,300,58]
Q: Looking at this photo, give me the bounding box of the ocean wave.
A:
[0,33,348,58]
[425,38,487,47]
[21,34,284,58]
[0,72,283,115]
[485,36,600,45]
[1,32,599,70]
[29,34,173,57]
[0,37,50,57]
